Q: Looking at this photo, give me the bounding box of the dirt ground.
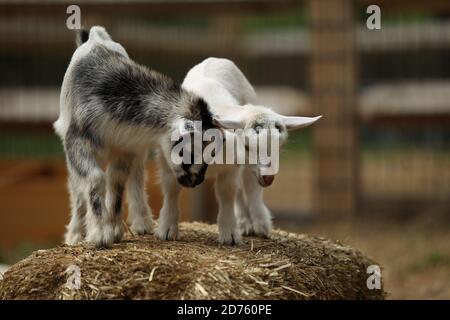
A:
[280,214,450,300]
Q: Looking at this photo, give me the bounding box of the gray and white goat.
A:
[54,27,225,248]
[156,57,321,245]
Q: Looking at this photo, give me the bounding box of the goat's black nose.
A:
[177,175,192,187]
[177,174,205,188]
[193,174,205,187]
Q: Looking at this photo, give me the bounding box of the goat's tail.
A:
[75,26,112,47]
[75,28,89,47]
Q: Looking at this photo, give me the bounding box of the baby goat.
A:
[54,27,221,248]
[156,57,321,245]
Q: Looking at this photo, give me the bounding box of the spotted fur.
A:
[55,26,216,248]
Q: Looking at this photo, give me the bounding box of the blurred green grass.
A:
[242,6,306,32]
[0,241,57,265]
[0,132,63,158]
[410,250,450,272]
[0,130,449,160]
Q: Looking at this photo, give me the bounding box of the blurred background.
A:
[0,0,449,299]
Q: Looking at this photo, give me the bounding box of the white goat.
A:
[156,57,321,245]
[55,28,225,248]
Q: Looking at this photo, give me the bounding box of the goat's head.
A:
[214,104,322,187]
[161,97,229,188]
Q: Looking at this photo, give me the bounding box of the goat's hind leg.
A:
[64,169,87,245]
[65,133,115,248]
[126,153,154,235]
[106,157,131,243]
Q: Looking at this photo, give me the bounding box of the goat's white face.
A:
[214,105,322,187]
[246,112,287,187]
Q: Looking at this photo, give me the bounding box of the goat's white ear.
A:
[212,105,249,129]
[282,115,322,131]
[213,117,243,130]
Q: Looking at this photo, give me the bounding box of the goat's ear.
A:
[213,106,247,129]
[281,115,322,131]
[212,116,244,130]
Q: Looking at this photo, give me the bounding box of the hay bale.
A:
[0,222,385,300]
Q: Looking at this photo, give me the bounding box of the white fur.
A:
[157,57,320,244]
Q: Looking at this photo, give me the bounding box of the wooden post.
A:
[309,0,359,218]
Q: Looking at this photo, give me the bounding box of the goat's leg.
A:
[241,166,273,238]
[105,157,130,242]
[64,169,87,245]
[215,168,242,245]
[126,153,154,235]
[156,154,181,240]
[65,138,115,248]
[235,182,254,236]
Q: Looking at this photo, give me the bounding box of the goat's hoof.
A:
[251,220,272,238]
[240,220,272,238]
[156,224,179,241]
[130,225,152,235]
[64,231,84,246]
[113,223,124,243]
[86,224,115,249]
[130,220,154,236]
[239,218,255,236]
[219,228,243,246]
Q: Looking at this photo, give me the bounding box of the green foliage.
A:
[280,128,312,163]
[0,132,63,158]
[355,4,435,26]
[426,251,450,267]
[0,240,57,265]
[242,6,307,32]
[409,250,450,272]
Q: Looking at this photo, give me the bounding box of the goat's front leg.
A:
[156,155,181,240]
[126,153,154,235]
[215,168,242,245]
[105,157,131,242]
[235,184,253,236]
[240,166,273,238]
